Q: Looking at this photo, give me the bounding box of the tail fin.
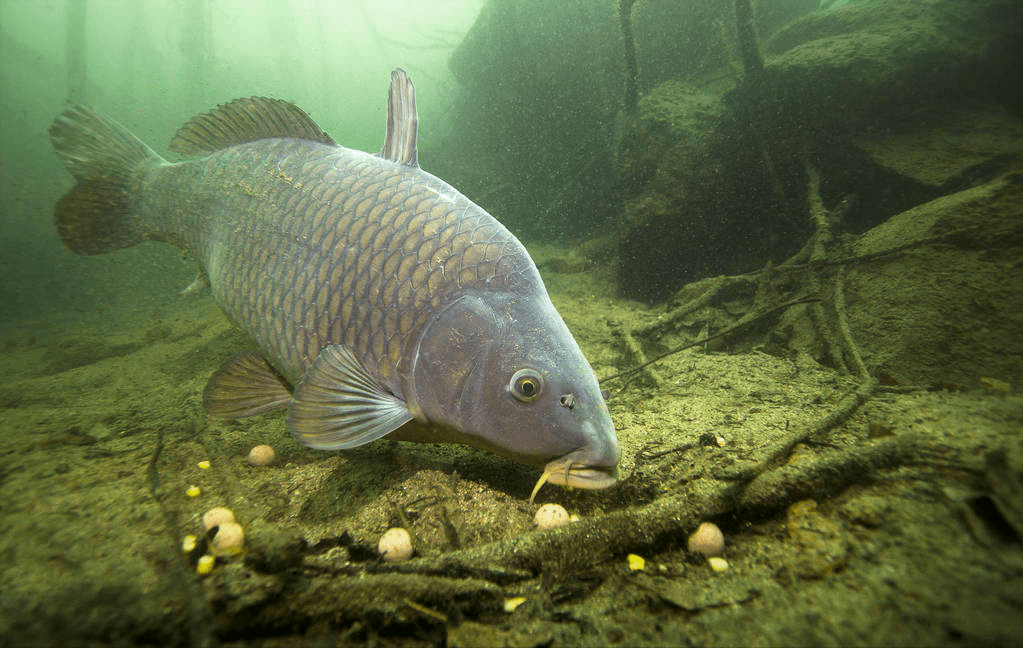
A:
[49,106,163,255]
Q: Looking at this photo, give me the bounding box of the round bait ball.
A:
[378,527,413,562]
[688,521,725,557]
[202,507,236,532]
[211,521,245,556]
[248,444,276,466]
[533,503,570,530]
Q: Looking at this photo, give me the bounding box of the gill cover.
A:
[409,294,505,437]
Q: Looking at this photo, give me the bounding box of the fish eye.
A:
[509,368,543,402]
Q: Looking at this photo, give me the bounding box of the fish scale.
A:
[148,135,531,396]
[49,69,619,499]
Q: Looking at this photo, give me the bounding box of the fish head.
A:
[409,291,619,494]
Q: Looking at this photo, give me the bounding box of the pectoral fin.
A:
[288,344,413,450]
[181,270,209,296]
[204,352,292,418]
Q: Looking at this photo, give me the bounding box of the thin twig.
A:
[602,295,818,386]
[635,274,755,338]
[834,266,870,381]
[610,323,665,388]
[716,378,877,484]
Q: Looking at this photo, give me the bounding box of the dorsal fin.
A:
[169,97,336,155]
[379,68,419,167]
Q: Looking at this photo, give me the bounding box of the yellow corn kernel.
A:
[196,554,215,575]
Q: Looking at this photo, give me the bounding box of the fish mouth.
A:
[528,419,620,503]
[529,457,618,504]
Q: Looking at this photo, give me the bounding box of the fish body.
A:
[49,70,619,495]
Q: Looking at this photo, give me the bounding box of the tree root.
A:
[367,417,912,582]
[834,266,869,380]
[407,488,730,579]
[603,295,819,390]
[805,163,848,372]
[733,432,921,515]
[608,321,666,389]
[716,377,878,484]
[611,159,866,391]
[633,273,756,339]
